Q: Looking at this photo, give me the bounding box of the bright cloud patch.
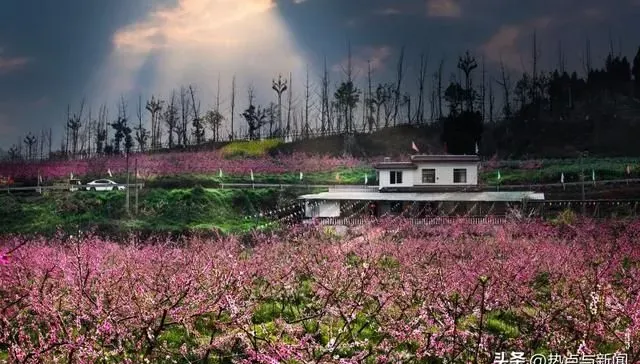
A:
[332,46,393,80]
[0,48,30,74]
[479,17,551,70]
[426,0,461,18]
[91,0,308,123]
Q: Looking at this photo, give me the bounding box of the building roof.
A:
[373,162,417,170]
[373,155,480,169]
[298,191,544,202]
[410,154,480,163]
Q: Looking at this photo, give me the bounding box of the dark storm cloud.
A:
[1,0,639,147]
[0,0,175,145]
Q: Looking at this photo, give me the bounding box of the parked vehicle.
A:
[86,179,125,191]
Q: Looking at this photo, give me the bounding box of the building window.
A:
[421,169,436,183]
[453,168,467,183]
[390,171,403,184]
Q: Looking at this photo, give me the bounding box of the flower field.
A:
[2,150,639,188]
[1,220,640,363]
[0,152,366,181]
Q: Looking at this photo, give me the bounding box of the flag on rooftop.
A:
[412,141,420,153]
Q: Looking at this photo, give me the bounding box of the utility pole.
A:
[135,158,139,215]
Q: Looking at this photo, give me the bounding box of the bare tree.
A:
[557,40,566,74]
[304,64,311,138]
[335,41,360,135]
[24,133,37,160]
[531,30,541,116]
[286,72,293,135]
[39,129,45,160]
[135,95,149,152]
[429,73,437,122]
[146,96,163,150]
[205,75,225,142]
[48,128,52,159]
[480,56,486,122]
[96,105,108,154]
[582,38,593,77]
[111,96,133,154]
[402,93,411,124]
[497,56,512,118]
[320,56,331,134]
[67,100,85,157]
[488,76,495,123]
[189,85,205,144]
[267,103,275,137]
[242,85,267,140]
[393,46,405,125]
[65,107,69,156]
[366,59,376,131]
[163,91,179,148]
[177,87,192,146]
[457,51,478,112]
[272,74,288,136]
[86,109,93,158]
[8,145,20,161]
[437,59,444,119]
[230,75,236,140]
[204,110,224,142]
[416,52,428,124]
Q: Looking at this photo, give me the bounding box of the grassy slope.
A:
[0,187,297,236]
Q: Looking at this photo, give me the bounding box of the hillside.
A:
[0,187,298,237]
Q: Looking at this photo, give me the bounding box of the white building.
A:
[376,155,479,190]
[299,154,544,219]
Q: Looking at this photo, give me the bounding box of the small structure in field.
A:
[299,154,544,219]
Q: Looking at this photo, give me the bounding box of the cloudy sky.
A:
[1,0,639,149]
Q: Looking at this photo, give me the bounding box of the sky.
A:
[1,0,640,149]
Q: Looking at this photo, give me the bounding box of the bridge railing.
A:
[313,216,508,226]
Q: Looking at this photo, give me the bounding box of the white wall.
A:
[412,163,478,186]
[305,201,341,217]
[378,170,416,188]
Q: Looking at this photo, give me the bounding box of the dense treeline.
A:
[4,41,640,161]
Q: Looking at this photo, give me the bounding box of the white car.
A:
[86,179,125,191]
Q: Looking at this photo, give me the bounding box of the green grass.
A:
[484,157,640,185]
[0,187,293,236]
[145,167,376,189]
[143,157,640,189]
[219,138,283,158]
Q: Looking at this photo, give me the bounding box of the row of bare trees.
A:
[4,38,640,160]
